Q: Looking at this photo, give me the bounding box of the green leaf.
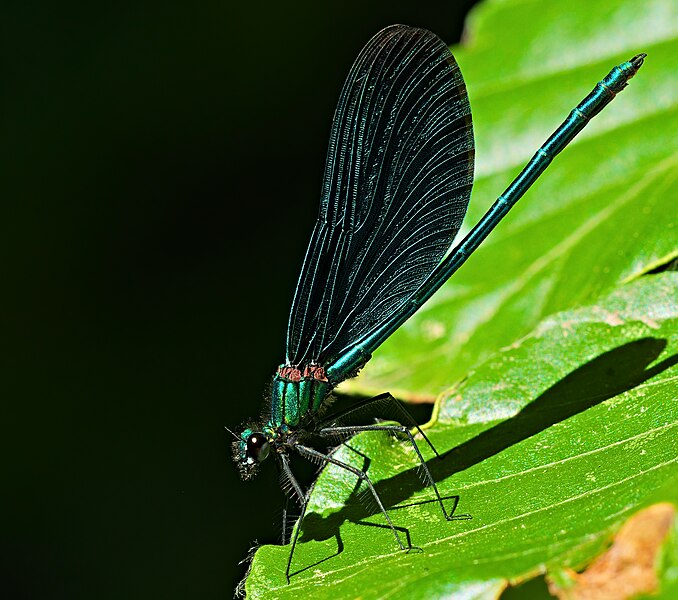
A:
[345,0,678,399]
[246,273,678,598]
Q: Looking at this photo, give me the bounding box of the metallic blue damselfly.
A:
[229,25,645,582]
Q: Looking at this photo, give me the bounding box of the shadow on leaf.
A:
[293,337,677,574]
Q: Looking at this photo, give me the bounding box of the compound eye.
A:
[246,433,270,462]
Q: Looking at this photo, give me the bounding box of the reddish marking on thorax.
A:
[277,364,329,382]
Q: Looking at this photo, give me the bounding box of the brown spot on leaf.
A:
[603,311,624,326]
[548,503,675,600]
[640,316,660,330]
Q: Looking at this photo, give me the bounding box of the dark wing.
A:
[285,25,474,366]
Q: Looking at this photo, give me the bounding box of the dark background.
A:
[2,1,478,598]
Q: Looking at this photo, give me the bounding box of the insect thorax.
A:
[268,364,332,428]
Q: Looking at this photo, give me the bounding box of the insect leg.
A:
[320,423,469,521]
[293,444,408,551]
[320,392,469,519]
[320,392,441,458]
[281,494,290,545]
[278,453,311,584]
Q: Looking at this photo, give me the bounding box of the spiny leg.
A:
[352,440,467,519]
[320,423,469,520]
[279,453,311,584]
[293,444,408,552]
[279,452,305,505]
[320,392,441,458]
[281,494,295,546]
[285,493,312,584]
[281,495,288,545]
[321,392,469,520]
[339,442,371,496]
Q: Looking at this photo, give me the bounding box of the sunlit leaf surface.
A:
[247,274,678,598]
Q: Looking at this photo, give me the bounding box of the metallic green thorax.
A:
[268,365,332,428]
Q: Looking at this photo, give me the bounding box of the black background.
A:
[2,1,479,598]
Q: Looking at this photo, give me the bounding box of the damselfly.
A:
[230,24,645,582]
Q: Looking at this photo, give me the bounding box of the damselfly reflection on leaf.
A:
[228,24,645,583]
